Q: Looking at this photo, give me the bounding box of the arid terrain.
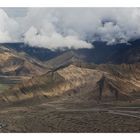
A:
[0,99,140,132]
[0,42,140,132]
[1,7,140,133]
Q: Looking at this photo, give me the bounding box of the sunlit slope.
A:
[0,45,46,76]
[1,64,140,103]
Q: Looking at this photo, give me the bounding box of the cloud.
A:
[24,26,92,49]
[20,8,93,49]
[51,8,140,44]
[2,8,140,48]
[0,9,19,43]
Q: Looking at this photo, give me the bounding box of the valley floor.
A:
[0,99,140,132]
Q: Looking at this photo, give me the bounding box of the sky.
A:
[1,8,140,50]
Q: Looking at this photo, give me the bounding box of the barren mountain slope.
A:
[0,45,46,77]
[1,64,140,103]
[95,63,140,93]
[45,51,84,69]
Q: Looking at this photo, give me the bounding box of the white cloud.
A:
[24,26,92,49]
[2,8,140,48]
[0,8,19,42]
[51,8,140,44]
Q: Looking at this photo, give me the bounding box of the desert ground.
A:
[0,97,140,133]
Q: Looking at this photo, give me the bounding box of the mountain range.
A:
[0,39,139,106]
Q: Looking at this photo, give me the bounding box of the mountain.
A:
[0,45,46,77]
[1,42,64,62]
[0,45,47,95]
[45,51,84,69]
[1,63,140,103]
[1,39,140,64]
[73,40,140,64]
[0,40,140,104]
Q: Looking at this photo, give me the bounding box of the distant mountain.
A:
[74,40,140,64]
[45,51,85,69]
[1,42,64,62]
[1,39,140,65]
